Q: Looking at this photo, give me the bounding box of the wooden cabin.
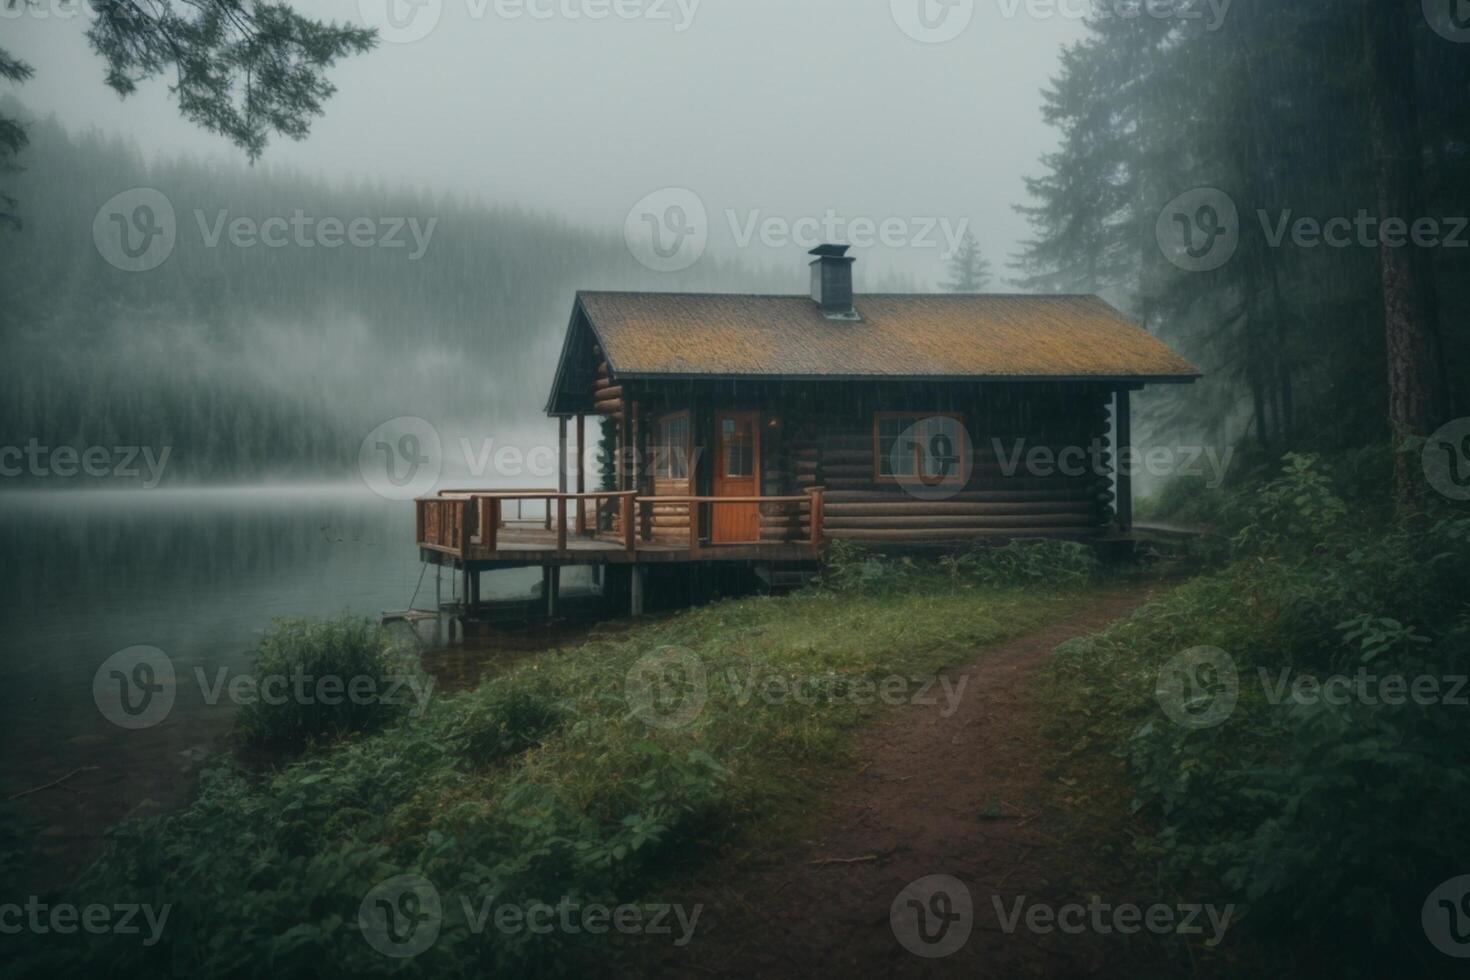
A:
[417,243,1198,614]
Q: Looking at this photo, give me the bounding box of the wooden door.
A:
[712,411,760,543]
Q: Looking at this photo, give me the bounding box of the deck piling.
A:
[416,488,824,636]
[630,564,645,616]
[434,566,443,646]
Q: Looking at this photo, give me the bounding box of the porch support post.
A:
[1115,387,1133,532]
[630,563,645,617]
[619,405,631,492]
[634,403,651,541]
[558,416,568,495]
[630,401,642,494]
[576,413,587,535]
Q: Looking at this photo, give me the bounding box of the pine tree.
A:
[941,232,991,292]
[1,0,376,222]
[597,417,618,493]
[1013,0,1467,460]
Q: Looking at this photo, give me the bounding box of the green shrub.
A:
[1041,453,1470,975]
[451,679,565,767]
[1230,452,1348,555]
[814,540,921,594]
[235,616,422,751]
[819,538,1099,595]
[943,539,1100,587]
[1143,447,1400,546]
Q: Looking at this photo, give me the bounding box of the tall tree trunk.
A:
[1245,308,1271,451]
[1232,23,1296,449]
[1364,0,1444,504]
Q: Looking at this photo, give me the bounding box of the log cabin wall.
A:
[647,408,693,543]
[593,365,703,542]
[778,381,1114,544]
[580,371,1115,547]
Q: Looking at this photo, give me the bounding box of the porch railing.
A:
[415,487,825,559]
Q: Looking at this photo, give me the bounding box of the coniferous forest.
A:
[0,101,793,481]
[1014,0,1468,466]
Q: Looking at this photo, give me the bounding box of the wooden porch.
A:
[415,488,826,569]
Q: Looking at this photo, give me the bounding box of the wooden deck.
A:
[419,526,822,567]
[416,489,825,570]
[408,487,1151,624]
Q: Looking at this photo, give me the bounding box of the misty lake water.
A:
[0,486,576,876]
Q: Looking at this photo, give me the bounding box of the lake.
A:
[0,486,579,883]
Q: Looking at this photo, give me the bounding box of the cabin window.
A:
[721,417,754,477]
[655,412,691,480]
[874,412,965,482]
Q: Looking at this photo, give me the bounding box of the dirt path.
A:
[650,585,1215,979]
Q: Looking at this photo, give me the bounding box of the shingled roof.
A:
[574,291,1199,381]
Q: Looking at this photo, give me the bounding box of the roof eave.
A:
[606,371,1202,385]
[545,293,618,418]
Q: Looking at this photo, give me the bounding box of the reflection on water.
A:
[0,485,560,883]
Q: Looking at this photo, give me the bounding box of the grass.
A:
[7,555,1098,978]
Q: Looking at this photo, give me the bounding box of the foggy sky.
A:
[5,0,1084,285]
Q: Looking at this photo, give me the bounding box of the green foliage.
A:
[942,539,1100,588]
[1040,455,1470,974]
[450,679,565,767]
[0,31,32,230]
[597,417,618,494]
[5,572,1079,977]
[819,538,1099,596]
[86,1,376,161]
[1147,447,1401,527]
[235,616,422,751]
[1230,453,1348,555]
[1336,613,1431,664]
[3,0,373,231]
[815,539,921,594]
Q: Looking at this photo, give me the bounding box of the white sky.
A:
[6,0,1086,285]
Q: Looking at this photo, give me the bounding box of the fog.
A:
[4,0,1083,284]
